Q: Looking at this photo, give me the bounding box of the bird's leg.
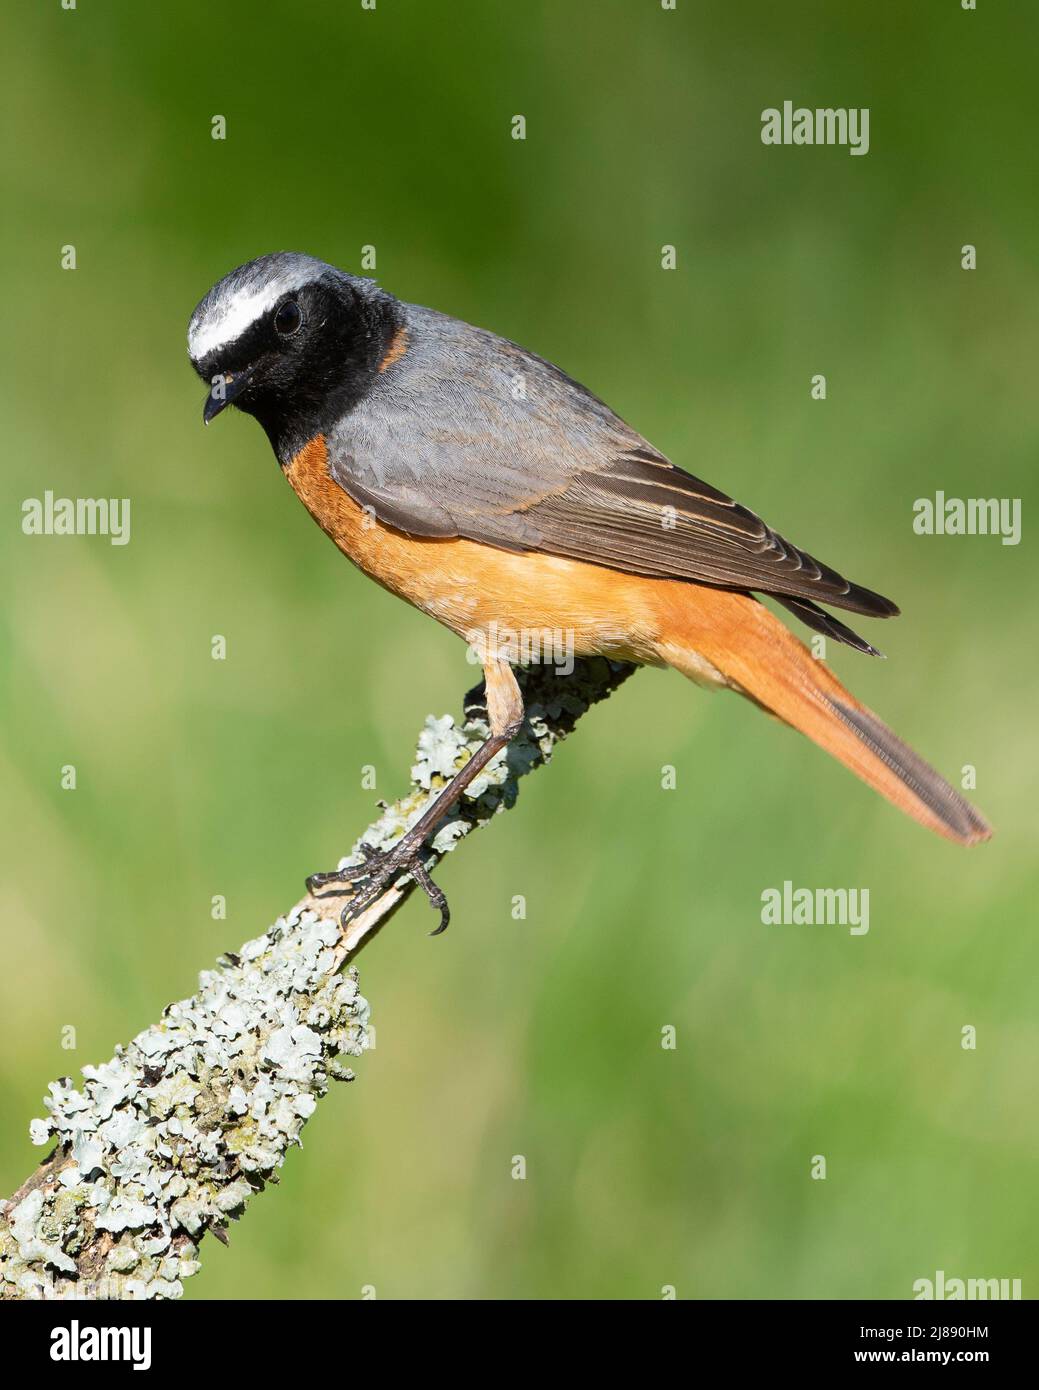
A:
[306,656,525,936]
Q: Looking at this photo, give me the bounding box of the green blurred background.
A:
[2,1,1036,1299]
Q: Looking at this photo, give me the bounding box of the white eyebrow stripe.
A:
[187,267,316,360]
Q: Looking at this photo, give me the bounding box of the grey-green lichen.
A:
[0,656,634,1301]
[0,914,369,1300]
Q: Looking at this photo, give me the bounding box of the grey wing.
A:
[327,305,898,622]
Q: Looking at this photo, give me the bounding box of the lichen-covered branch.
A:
[0,657,634,1300]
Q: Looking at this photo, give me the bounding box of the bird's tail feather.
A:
[656,591,991,846]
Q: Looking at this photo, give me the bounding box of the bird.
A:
[188,252,991,932]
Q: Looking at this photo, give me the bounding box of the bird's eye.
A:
[273,300,303,337]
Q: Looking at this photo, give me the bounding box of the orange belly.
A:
[285,435,681,669]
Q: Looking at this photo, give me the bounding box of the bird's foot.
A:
[306,839,450,936]
[306,841,382,897]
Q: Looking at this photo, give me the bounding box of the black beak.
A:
[202,365,258,425]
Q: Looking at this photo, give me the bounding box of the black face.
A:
[192,271,402,465]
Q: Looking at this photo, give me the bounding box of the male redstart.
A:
[188,253,990,931]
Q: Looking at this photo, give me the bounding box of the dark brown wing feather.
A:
[771,595,884,657]
[506,449,899,620]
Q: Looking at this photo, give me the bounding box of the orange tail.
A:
[654,587,991,845]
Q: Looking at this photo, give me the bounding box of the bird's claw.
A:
[306,842,381,898]
[411,860,451,935]
[306,840,450,935]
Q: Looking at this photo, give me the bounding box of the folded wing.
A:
[327,307,899,647]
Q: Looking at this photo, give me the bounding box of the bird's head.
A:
[187,252,402,461]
